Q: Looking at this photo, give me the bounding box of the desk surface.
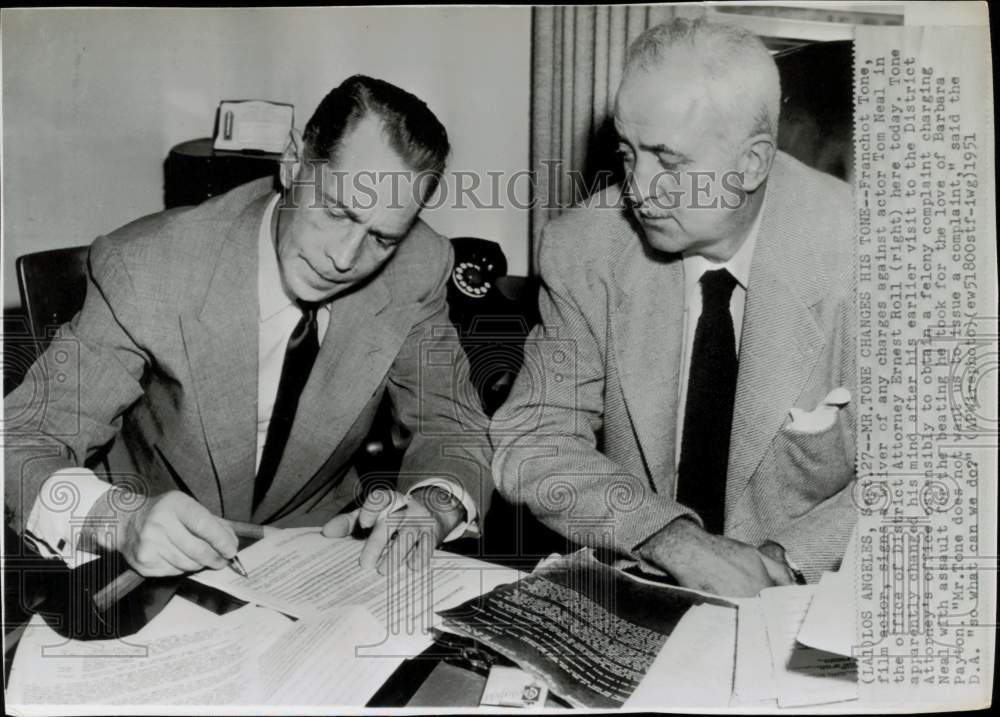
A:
[5,538,857,710]
[3,536,541,707]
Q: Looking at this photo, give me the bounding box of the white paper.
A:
[798,528,857,657]
[6,600,279,709]
[192,529,521,654]
[626,603,738,708]
[7,596,403,709]
[796,571,855,658]
[731,597,779,707]
[257,606,405,706]
[759,585,858,708]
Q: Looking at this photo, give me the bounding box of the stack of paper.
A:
[191,529,521,655]
[796,569,855,657]
[631,581,856,710]
[728,527,860,708]
[797,531,857,659]
[7,600,404,708]
[731,575,857,708]
[7,529,521,711]
[732,596,780,706]
[759,584,858,707]
[626,603,738,708]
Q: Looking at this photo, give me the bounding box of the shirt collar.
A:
[681,197,765,302]
[258,193,293,322]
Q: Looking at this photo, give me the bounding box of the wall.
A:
[1,7,532,308]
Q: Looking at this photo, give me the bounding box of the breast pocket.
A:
[770,413,854,503]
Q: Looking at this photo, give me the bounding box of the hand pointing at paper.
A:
[321,486,467,573]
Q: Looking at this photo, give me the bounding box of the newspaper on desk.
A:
[438,548,737,708]
[435,545,859,709]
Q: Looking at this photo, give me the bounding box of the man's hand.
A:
[638,518,794,597]
[321,486,465,574]
[757,540,800,583]
[84,489,238,577]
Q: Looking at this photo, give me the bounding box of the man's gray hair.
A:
[625,17,781,142]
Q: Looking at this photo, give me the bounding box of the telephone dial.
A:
[450,237,507,301]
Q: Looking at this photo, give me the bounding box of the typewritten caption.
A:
[854,25,996,706]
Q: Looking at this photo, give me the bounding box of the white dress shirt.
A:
[674,205,764,467]
[26,193,473,558]
[670,202,802,571]
[256,194,332,468]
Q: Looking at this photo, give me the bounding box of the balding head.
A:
[612,18,780,261]
[623,18,780,146]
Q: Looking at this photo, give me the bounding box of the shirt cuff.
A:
[25,468,111,561]
[407,478,479,542]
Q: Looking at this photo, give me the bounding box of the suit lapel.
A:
[179,193,269,520]
[252,276,413,523]
[611,231,685,493]
[725,162,828,515]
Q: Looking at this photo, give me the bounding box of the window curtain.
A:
[529,4,697,271]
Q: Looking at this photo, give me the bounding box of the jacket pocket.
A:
[769,415,854,503]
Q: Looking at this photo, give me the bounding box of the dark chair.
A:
[6,248,96,657]
[15,245,91,357]
[10,243,115,472]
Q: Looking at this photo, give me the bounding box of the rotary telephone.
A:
[446,237,540,416]
[449,237,507,303]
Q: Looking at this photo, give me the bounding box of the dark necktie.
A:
[254,303,320,510]
[676,268,739,534]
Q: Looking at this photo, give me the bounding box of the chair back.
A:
[15,245,91,354]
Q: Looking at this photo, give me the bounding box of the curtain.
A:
[529,4,699,271]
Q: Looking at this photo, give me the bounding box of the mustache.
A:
[622,188,681,210]
[625,194,679,216]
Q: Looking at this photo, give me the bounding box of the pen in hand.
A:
[228,555,249,578]
[91,519,275,613]
[224,519,280,578]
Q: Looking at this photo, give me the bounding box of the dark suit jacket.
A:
[491,152,856,581]
[5,179,492,532]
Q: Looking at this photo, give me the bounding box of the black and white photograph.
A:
[1,2,994,713]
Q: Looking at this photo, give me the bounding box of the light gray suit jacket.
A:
[491,152,856,581]
[5,179,492,533]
